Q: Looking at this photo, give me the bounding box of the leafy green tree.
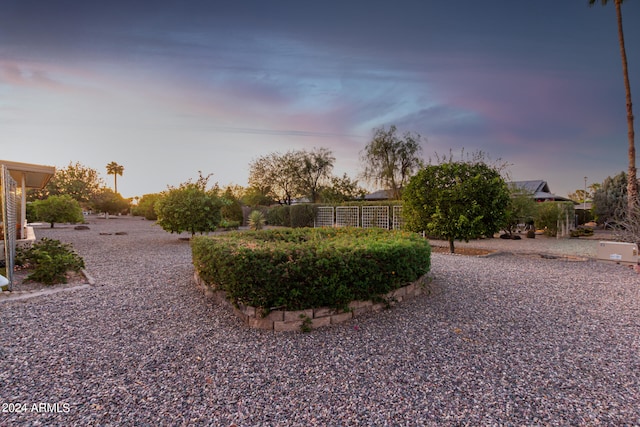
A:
[402,160,510,253]
[131,193,163,220]
[106,162,125,194]
[28,162,104,204]
[534,202,575,237]
[91,188,130,216]
[589,0,637,216]
[320,173,367,203]
[241,185,276,207]
[360,125,424,200]
[504,184,537,235]
[155,173,223,237]
[593,171,628,223]
[32,195,84,228]
[220,186,244,223]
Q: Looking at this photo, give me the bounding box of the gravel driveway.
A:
[1,216,639,426]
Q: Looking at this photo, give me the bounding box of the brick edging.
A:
[193,271,429,331]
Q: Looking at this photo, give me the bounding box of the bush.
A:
[570,226,594,238]
[191,228,431,311]
[248,210,266,230]
[16,238,85,285]
[155,179,223,237]
[534,202,575,237]
[289,204,317,228]
[218,219,240,230]
[266,205,290,226]
[131,193,162,220]
[32,195,84,228]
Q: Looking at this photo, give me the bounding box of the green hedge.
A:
[265,204,319,227]
[192,227,430,311]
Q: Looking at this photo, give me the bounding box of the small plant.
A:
[219,219,240,230]
[16,238,85,285]
[570,226,594,238]
[248,210,266,230]
[299,314,313,333]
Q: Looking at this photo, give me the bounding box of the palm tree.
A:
[589,0,637,215]
[106,162,124,194]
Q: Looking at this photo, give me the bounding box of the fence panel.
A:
[392,206,404,230]
[362,206,389,229]
[335,206,359,227]
[314,206,334,227]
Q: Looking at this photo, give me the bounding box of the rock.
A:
[74,225,90,230]
[115,232,128,235]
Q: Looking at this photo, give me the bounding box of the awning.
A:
[0,160,56,189]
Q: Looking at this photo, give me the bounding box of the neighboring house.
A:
[509,180,574,203]
[365,180,574,203]
[364,189,397,201]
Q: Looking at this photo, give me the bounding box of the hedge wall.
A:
[191,227,430,311]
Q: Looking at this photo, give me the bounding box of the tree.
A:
[131,193,163,220]
[220,186,244,223]
[106,162,125,194]
[296,148,335,203]
[589,0,637,216]
[241,185,276,207]
[503,184,537,235]
[593,171,628,223]
[91,188,130,217]
[320,173,367,203]
[360,125,424,200]
[32,195,84,228]
[402,160,510,253]
[248,151,303,205]
[155,173,223,237]
[28,162,103,204]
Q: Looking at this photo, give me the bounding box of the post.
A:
[583,176,587,222]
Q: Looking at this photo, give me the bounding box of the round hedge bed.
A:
[191,227,431,312]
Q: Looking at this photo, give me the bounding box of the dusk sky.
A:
[2,0,639,199]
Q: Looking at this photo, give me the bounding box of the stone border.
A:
[0,269,95,302]
[194,271,430,331]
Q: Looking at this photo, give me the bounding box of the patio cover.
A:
[0,160,56,189]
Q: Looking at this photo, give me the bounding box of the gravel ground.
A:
[1,216,639,426]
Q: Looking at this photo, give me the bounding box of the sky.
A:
[2,0,639,199]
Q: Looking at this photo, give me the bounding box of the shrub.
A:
[534,202,574,237]
[289,204,317,228]
[570,226,594,238]
[16,238,85,285]
[191,228,431,311]
[219,219,240,230]
[32,195,84,228]
[155,176,223,237]
[266,205,290,226]
[131,193,162,220]
[248,210,266,230]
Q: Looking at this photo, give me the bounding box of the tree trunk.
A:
[449,238,455,253]
[615,0,638,214]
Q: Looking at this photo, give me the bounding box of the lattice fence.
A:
[361,206,389,229]
[392,205,405,230]
[314,206,334,227]
[335,206,359,227]
[1,165,18,289]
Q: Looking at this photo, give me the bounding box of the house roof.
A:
[0,160,56,189]
[509,180,573,202]
[364,189,395,200]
